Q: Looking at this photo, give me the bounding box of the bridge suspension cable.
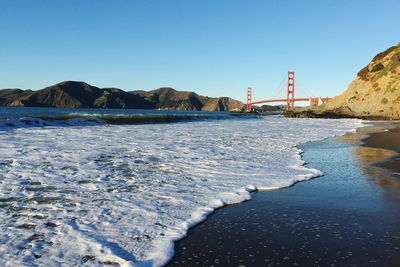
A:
[246,71,332,112]
[296,79,316,99]
[268,74,287,100]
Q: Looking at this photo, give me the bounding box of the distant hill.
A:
[132,87,205,110]
[288,43,400,119]
[201,97,244,112]
[0,82,244,112]
[0,89,33,106]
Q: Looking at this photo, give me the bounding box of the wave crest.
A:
[0,113,236,130]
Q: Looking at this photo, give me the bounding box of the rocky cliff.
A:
[0,82,244,112]
[288,43,400,119]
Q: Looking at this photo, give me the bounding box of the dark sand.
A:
[168,123,400,267]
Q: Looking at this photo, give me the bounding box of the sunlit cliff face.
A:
[324,44,400,119]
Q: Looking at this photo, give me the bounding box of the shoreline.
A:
[152,123,362,266]
[146,137,327,266]
[167,122,400,267]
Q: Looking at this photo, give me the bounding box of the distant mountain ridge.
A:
[0,81,244,112]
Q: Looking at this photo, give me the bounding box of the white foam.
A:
[0,117,364,266]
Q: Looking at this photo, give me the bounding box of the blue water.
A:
[0,106,232,120]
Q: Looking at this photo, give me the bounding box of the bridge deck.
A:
[250,98,310,105]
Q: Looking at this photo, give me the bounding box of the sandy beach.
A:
[168,122,400,267]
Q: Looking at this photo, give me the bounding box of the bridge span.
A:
[246,72,331,112]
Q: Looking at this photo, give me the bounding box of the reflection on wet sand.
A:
[343,122,400,200]
[353,146,400,189]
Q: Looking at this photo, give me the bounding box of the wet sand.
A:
[168,123,400,267]
[362,125,400,177]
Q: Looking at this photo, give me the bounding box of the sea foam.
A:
[0,117,364,266]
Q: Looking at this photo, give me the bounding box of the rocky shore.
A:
[284,109,390,120]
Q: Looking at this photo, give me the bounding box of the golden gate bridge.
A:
[246,71,331,112]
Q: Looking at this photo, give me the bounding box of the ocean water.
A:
[0,107,228,120]
[0,107,364,266]
[0,107,232,128]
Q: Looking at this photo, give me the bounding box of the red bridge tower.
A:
[246,87,252,112]
[286,71,295,111]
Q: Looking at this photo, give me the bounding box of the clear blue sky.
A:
[1,0,399,102]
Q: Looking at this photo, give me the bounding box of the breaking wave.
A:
[0,116,364,266]
[0,113,247,130]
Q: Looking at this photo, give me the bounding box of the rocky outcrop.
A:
[0,82,244,112]
[288,43,400,120]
